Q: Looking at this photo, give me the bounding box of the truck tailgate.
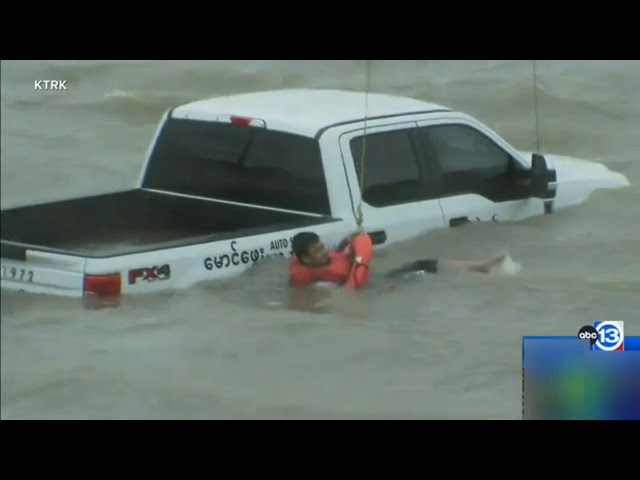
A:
[1,243,85,297]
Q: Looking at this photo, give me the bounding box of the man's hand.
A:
[336,231,360,251]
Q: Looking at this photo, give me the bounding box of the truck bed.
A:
[1,189,336,258]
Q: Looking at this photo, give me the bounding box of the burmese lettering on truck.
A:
[203,236,294,271]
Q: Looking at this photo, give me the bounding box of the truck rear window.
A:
[142,117,331,215]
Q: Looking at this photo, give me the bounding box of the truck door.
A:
[415,119,551,228]
[339,122,446,247]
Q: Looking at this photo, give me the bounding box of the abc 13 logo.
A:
[578,321,625,351]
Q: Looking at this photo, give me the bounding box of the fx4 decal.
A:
[128,264,171,285]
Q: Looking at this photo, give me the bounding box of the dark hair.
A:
[291,231,320,260]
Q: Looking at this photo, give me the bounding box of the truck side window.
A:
[349,129,425,207]
[143,118,331,215]
[417,124,521,202]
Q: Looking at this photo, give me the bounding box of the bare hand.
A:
[337,231,359,251]
[345,231,359,241]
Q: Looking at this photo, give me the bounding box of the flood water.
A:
[1,60,638,419]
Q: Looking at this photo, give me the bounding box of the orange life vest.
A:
[289,250,352,286]
[288,233,373,289]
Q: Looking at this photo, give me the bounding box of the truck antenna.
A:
[355,59,372,232]
[532,60,541,153]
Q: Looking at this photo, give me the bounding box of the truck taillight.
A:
[83,273,121,297]
[230,115,252,126]
[217,114,266,128]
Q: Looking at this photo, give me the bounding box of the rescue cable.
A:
[532,60,542,153]
[355,60,372,232]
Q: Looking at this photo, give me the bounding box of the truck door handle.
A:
[449,217,469,227]
[368,230,387,245]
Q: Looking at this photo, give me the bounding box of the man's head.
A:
[291,231,329,267]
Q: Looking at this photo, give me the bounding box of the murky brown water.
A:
[1,60,638,419]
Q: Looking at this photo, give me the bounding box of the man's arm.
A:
[439,255,507,273]
[335,231,359,252]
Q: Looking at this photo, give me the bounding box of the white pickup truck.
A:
[0,88,630,304]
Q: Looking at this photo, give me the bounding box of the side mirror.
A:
[530,153,556,200]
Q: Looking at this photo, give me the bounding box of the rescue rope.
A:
[532,60,541,152]
[355,60,372,232]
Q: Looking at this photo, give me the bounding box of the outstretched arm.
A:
[439,255,506,273]
[379,254,508,292]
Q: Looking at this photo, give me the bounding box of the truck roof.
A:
[172,88,452,138]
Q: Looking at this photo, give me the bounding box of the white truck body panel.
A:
[519,152,630,209]
[1,250,85,297]
[170,88,450,139]
[1,89,631,302]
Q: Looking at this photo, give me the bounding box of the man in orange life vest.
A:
[288,231,506,289]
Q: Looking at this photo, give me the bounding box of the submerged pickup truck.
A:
[0,88,630,304]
